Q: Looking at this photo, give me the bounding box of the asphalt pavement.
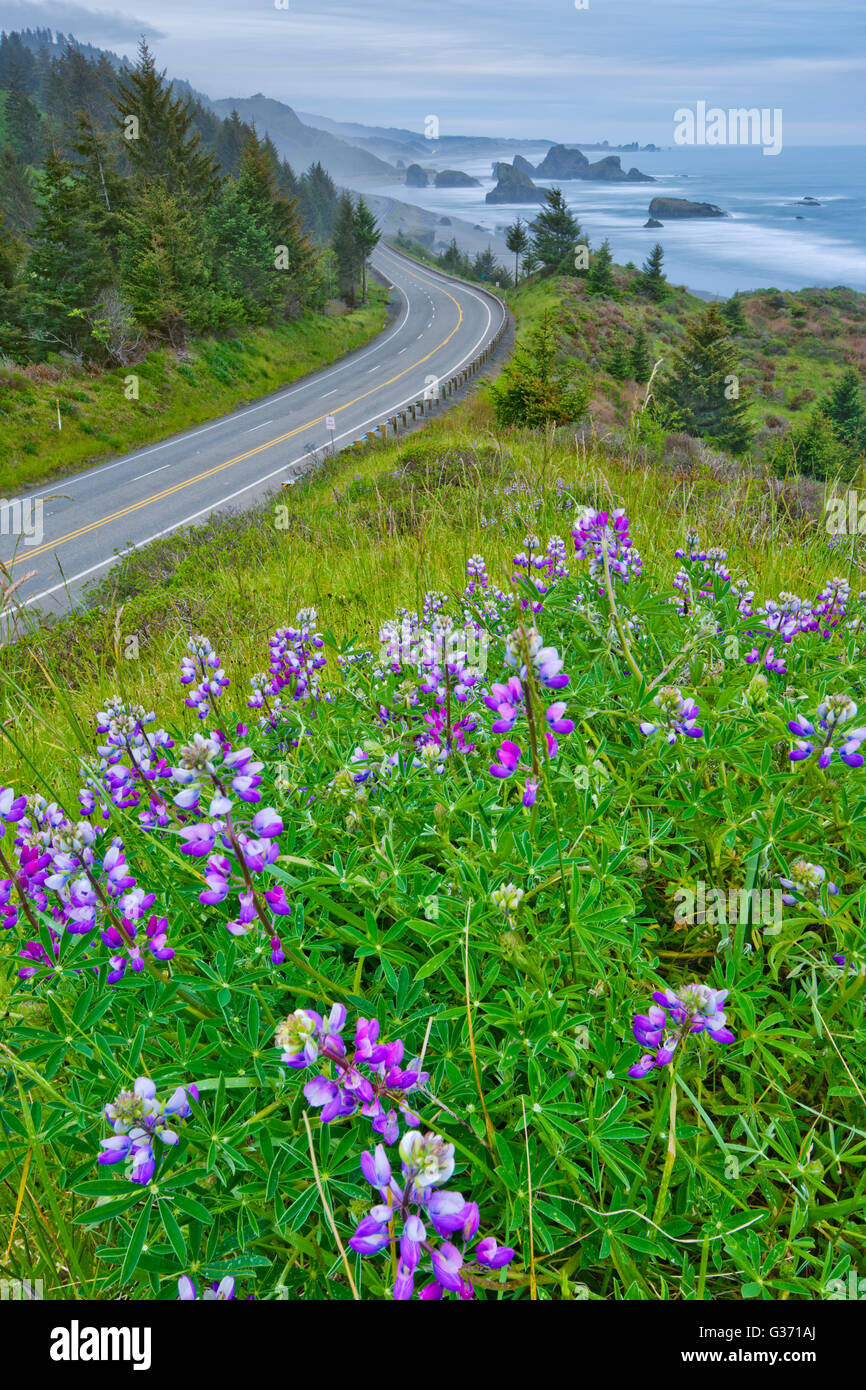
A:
[0,244,507,618]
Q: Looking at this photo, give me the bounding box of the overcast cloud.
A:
[1,0,863,143]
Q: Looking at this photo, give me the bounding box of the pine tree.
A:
[0,145,36,232]
[352,196,380,302]
[587,239,615,296]
[298,162,339,241]
[521,246,540,279]
[658,302,751,454]
[505,217,529,284]
[607,336,630,381]
[331,192,360,303]
[775,406,855,482]
[720,294,747,334]
[530,188,581,276]
[112,40,219,204]
[0,210,27,357]
[473,246,504,283]
[215,110,248,175]
[119,183,216,344]
[26,148,117,355]
[629,326,653,383]
[640,242,668,301]
[492,308,591,427]
[232,128,317,317]
[206,179,273,327]
[4,85,44,164]
[823,367,866,451]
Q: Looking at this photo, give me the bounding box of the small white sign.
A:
[325,415,336,431]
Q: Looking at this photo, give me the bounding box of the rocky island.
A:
[433,170,480,188]
[486,161,546,204]
[648,196,727,219]
[534,145,653,182]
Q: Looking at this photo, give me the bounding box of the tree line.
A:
[0,34,379,364]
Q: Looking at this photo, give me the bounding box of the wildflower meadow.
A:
[2,499,864,1310]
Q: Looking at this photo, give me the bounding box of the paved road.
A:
[1,246,507,618]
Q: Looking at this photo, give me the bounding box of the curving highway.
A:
[0,245,507,618]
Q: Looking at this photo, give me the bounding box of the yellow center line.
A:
[13,254,467,568]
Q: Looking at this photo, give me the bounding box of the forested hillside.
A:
[0,31,361,367]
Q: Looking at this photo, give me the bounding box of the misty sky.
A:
[1,0,864,144]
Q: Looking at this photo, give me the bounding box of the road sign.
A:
[325,415,336,431]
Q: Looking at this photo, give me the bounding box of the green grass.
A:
[0,376,853,795]
[0,286,389,492]
[1,276,865,1306]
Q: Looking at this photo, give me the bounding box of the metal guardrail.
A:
[361,251,510,445]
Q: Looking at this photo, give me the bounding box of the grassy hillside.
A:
[1,277,864,1306]
[0,287,388,491]
[512,271,866,442]
[0,366,851,788]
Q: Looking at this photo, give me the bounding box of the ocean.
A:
[371,144,866,298]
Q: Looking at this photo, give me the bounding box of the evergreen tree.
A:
[607,336,630,381]
[530,188,581,276]
[775,407,856,482]
[0,33,37,96]
[492,308,591,428]
[278,158,299,200]
[119,183,216,344]
[521,246,540,279]
[233,128,317,317]
[720,293,747,334]
[629,326,653,383]
[640,242,668,301]
[587,238,615,296]
[298,161,339,241]
[505,217,529,285]
[352,196,380,302]
[0,210,27,357]
[439,238,471,277]
[0,145,36,232]
[112,40,219,204]
[26,149,116,355]
[214,110,248,175]
[658,302,751,454]
[331,192,361,303]
[4,85,44,164]
[823,367,866,451]
[473,246,504,283]
[206,180,273,327]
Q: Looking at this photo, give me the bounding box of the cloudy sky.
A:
[1,0,864,143]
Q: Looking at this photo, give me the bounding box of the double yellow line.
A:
[14,254,465,568]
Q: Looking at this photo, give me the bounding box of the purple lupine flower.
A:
[277,1006,427,1142]
[179,823,217,857]
[789,693,866,768]
[778,860,839,915]
[572,506,642,584]
[545,701,574,736]
[490,740,522,779]
[640,687,703,745]
[180,636,230,722]
[349,1133,516,1300]
[0,787,27,825]
[627,982,734,1079]
[98,1077,197,1184]
[178,1275,251,1300]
